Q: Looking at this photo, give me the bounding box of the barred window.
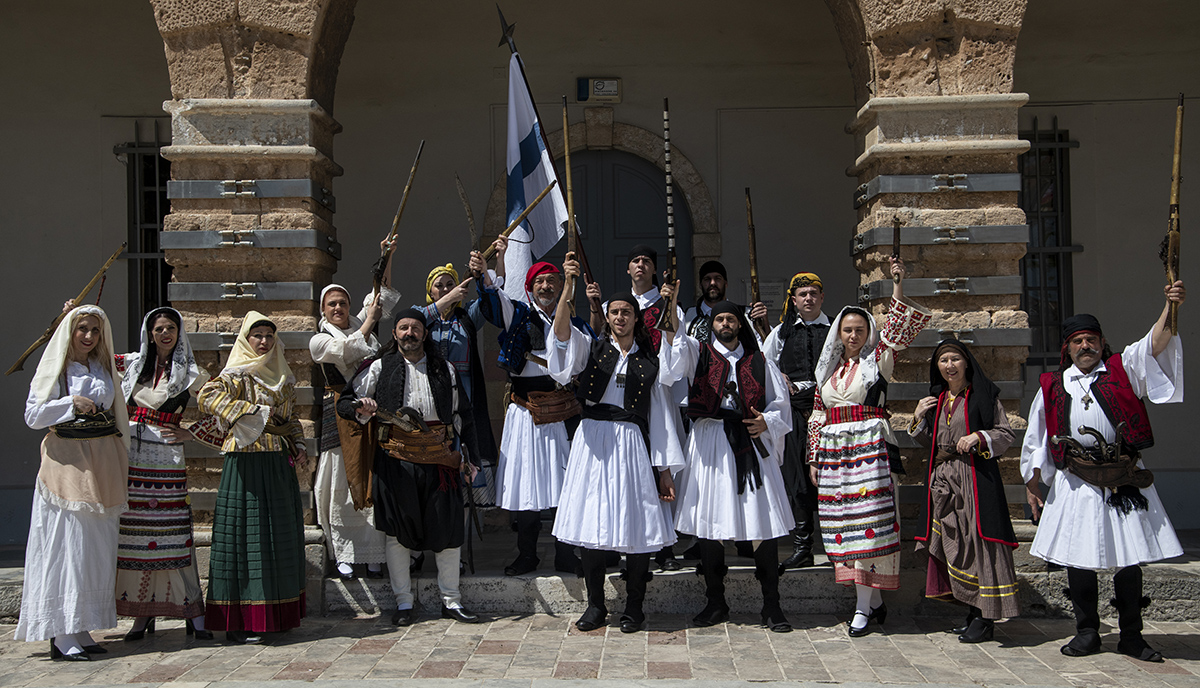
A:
[114,119,171,344]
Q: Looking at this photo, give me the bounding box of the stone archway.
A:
[481,107,719,281]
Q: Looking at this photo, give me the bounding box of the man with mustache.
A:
[1022,280,1186,662]
[664,301,795,633]
[338,308,481,626]
[683,261,768,344]
[472,238,594,577]
[761,273,830,571]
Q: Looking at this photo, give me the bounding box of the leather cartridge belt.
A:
[1062,447,1153,490]
[52,410,119,440]
[379,422,461,470]
[510,388,581,425]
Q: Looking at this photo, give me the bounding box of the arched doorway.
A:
[538,149,694,310]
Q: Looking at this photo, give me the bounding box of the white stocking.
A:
[851,584,873,629]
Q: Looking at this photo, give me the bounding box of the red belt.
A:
[127,406,183,427]
[825,404,890,425]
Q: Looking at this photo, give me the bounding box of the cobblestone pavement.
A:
[3,613,1200,687]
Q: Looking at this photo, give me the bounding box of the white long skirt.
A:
[1031,465,1183,570]
[16,489,120,642]
[674,418,794,542]
[552,418,677,554]
[314,446,386,564]
[495,404,568,512]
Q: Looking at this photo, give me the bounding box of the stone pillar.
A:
[827,0,1030,489]
[151,0,359,611]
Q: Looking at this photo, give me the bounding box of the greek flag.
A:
[504,52,568,301]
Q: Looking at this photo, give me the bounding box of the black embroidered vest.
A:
[778,320,829,383]
[376,351,455,426]
[576,339,658,423]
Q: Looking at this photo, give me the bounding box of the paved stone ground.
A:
[3,612,1200,687]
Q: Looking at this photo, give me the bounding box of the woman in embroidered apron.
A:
[311,282,398,581]
[910,339,1019,643]
[198,311,307,644]
[18,306,130,661]
[807,258,931,637]
[113,307,212,641]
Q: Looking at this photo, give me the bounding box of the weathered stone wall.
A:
[828,1,1031,495]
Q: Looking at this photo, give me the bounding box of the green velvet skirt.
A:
[205,450,306,632]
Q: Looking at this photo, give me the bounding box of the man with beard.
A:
[761,272,830,571]
[338,308,481,626]
[663,301,795,633]
[683,261,768,344]
[1022,280,1186,662]
[472,238,594,577]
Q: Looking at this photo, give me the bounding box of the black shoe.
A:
[762,611,793,633]
[655,555,682,571]
[951,607,981,635]
[691,602,730,627]
[124,616,156,641]
[848,615,873,638]
[575,605,608,632]
[409,553,425,574]
[1118,636,1164,663]
[619,614,645,633]
[441,606,480,624]
[848,603,887,638]
[186,618,214,640]
[81,644,107,654]
[226,631,263,644]
[958,617,995,643]
[504,555,539,577]
[50,639,90,662]
[391,608,415,627]
[779,551,814,574]
[1061,630,1101,657]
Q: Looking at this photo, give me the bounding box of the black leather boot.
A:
[1061,567,1102,657]
[554,540,582,575]
[620,553,651,633]
[576,548,609,631]
[692,539,730,626]
[1113,565,1162,662]
[754,539,791,632]
[779,510,815,573]
[951,606,981,635]
[506,511,541,576]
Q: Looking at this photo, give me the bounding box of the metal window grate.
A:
[1019,117,1080,368]
[114,119,171,344]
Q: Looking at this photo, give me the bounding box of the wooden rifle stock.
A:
[1166,93,1185,334]
[7,241,127,376]
[561,97,578,313]
[745,188,770,340]
[481,180,558,261]
[375,140,425,298]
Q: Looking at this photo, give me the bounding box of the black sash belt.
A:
[52,410,119,440]
[702,408,763,495]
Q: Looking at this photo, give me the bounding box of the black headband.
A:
[394,307,427,327]
[699,260,727,280]
[627,244,657,266]
[1061,313,1103,343]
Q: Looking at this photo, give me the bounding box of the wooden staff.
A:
[1165,93,1185,334]
[454,173,480,252]
[374,140,425,299]
[561,96,578,314]
[656,97,680,333]
[745,188,770,340]
[892,216,903,284]
[482,180,558,261]
[7,241,127,375]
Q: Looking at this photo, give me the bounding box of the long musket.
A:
[454,173,480,253]
[1164,93,1185,334]
[656,97,680,333]
[744,188,771,340]
[892,216,903,284]
[374,140,426,299]
[8,241,127,376]
[561,96,579,314]
[482,180,558,261]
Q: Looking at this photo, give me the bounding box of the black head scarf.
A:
[928,338,999,432]
[1058,313,1112,370]
[710,300,760,354]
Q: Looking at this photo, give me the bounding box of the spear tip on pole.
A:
[496,4,517,52]
[663,96,669,110]
[1180,93,1186,107]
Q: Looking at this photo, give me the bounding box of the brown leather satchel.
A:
[1052,423,1154,490]
[379,423,462,470]
[511,388,581,425]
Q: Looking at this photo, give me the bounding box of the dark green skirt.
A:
[205,451,306,632]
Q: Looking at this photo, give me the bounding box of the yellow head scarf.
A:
[221,310,294,392]
[782,272,823,323]
[426,263,460,305]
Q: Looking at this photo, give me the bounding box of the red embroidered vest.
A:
[1039,354,1154,468]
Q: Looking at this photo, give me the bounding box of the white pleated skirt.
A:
[674,418,795,542]
[16,489,120,642]
[1031,466,1183,570]
[314,446,386,564]
[552,418,677,554]
[495,404,568,512]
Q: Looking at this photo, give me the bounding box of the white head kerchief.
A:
[120,307,201,403]
[813,305,881,389]
[30,305,130,448]
[319,284,365,336]
[221,310,294,392]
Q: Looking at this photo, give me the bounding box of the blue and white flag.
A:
[504,52,568,302]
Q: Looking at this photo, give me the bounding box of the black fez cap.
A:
[698,260,727,281]
[628,244,657,266]
[1061,314,1103,343]
[395,307,428,328]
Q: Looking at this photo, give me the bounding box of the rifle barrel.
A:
[745,188,770,340]
[482,180,558,261]
[1167,93,1185,334]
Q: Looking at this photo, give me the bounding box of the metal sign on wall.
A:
[576,78,622,103]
